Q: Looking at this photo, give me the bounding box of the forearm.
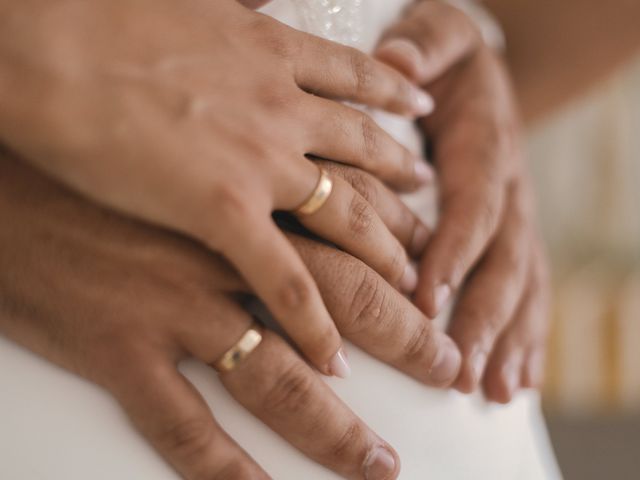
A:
[484,0,640,123]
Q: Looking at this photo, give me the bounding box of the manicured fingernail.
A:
[364,446,397,480]
[428,335,462,386]
[414,158,434,184]
[328,348,351,379]
[433,283,451,314]
[377,38,422,67]
[411,87,435,116]
[410,223,430,257]
[400,264,418,293]
[470,351,488,385]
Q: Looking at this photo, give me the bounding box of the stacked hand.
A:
[375,0,551,402]
[0,0,439,377]
[0,151,462,480]
[0,0,552,479]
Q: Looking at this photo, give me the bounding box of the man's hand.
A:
[374,1,551,402]
[0,0,436,378]
[0,151,460,479]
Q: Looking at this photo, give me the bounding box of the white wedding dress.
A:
[0,1,561,479]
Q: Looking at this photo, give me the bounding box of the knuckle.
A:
[348,194,375,236]
[266,34,296,60]
[345,268,387,335]
[402,321,435,365]
[323,421,367,465]
[386,244,407,284]
[198,185,256,247]
[252,16,296,59]
[460,301,501,345]
[156,417,214,462]
[348,170,378,208]
[87,329,150,387]
[276,271,314,312]
[210,185,254,226]
[349,49,375,95]
[453,189,503,241]
[255,83,297,114]
[459,300,485,326]
[263,362,315,415]
[359,114,380,166]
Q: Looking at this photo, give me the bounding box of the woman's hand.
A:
[0,151,460,479]
[0,0,435,377]
[374,1,551,402]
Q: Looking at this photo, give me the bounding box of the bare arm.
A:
[484,0,640,123]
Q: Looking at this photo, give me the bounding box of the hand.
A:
[374,1,551,402]
[0,0,436,377]
[0,151,459,479]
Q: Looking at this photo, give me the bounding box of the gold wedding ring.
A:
[294,167,333,216]
[214,324,263,373]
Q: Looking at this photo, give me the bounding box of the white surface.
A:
[0,335,558,479]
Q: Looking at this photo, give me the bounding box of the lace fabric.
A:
[290,0,364,46]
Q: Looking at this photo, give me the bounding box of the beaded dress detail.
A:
[290,0,363,47]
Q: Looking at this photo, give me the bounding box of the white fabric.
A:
[0,1,561,479]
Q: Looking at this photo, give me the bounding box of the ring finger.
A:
[221,330,401,480]
[314,160,431,258]
[178,298,401,480]
[294,172,418,293]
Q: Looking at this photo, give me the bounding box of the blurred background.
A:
[528,55,640,479]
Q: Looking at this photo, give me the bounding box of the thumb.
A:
[375,38,425,84]
[374,1,482,85]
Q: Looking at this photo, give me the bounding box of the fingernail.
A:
[364,446,397,480]
[377,38,422,67]
[400,264,418,293]
[328,348,351,379]
[414,158,434,184]
[433,283,451,314]
[411,87,435,116]
[410,223,430,257]
[470,351,488,385]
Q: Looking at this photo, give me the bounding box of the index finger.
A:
[413,56,515,318]
[292,30,435,117]
[213,214,346,378]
